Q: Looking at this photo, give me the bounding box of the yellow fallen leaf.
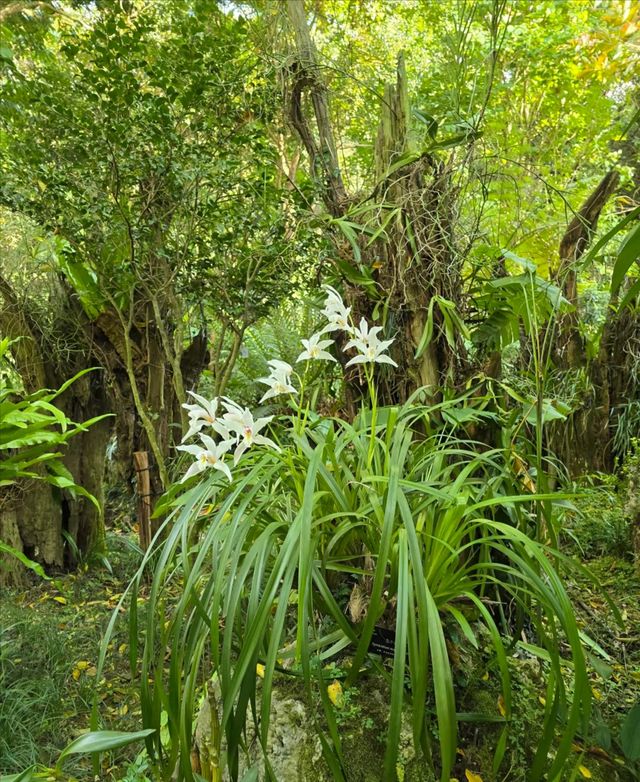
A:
[579,765,592,779]
[327,680,344,708]
[538,695,546,706]
[481,671,489,681]
[465,771,483,782]
[497,694,506,717]
[256,664,265,679]
[75,661,90,671]
[72,668,81,681]
[53,596,67,605]
[86,666,97,676]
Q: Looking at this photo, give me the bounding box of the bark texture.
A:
[285,1,464,405]
[0,270,208,576]
[549,170,640,475]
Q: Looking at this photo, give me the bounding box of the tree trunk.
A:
[553,171,619,370]
[0,275,113,577]
[372,54,465,402]
[546,172,621,475]
[59,376,112,559]
[285,3,465,405]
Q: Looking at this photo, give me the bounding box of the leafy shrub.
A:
[561,479,631,560]
[562,444,640,561]
[0,340,100,492]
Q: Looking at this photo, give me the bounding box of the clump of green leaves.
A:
[561,477,631,560]
[113,323,593,782]
[0,340,102,493]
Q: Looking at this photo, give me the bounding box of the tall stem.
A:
[366,366,377,468]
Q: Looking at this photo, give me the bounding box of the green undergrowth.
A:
[0,530,147,780]
[1,484,639,781]
[561,478,632,560]
[446,553,640,781]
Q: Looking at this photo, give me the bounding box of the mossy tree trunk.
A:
[286,0,465,405]
[0,342,111,570]
[371,55,466,402]
[0,269,207,575]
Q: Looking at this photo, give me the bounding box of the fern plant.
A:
[223,298,333,406]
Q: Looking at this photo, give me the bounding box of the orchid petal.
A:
[253,434,281,452]
[181,460,205,482]
[176,443,204,456]
[374,354,398,366]
[200,433,217,452]
[214,461,233,483]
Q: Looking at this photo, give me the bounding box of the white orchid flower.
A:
[177,434,233,483]
[223,407,280,464]
[266,359,294,376]
[258,361,297,403]
[321,285,353,334]
[220,397,245,420]
[181,392,230,442]
[296,331,337,363]
[344,317,397,367]
[322,285,346,315]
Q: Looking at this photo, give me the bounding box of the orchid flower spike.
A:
[181,392,231,442]
[258,360,297,403]
[321,285,352,333]
[223,406,280,464]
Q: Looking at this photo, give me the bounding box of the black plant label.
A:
[368,626,396,658]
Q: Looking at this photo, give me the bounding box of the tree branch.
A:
[286,0,347,216]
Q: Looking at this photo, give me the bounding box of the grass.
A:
[0,529,145,780]
[0,607,72,770]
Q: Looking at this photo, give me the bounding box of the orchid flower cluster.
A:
[177,286,396,484]
[177,395,278,483]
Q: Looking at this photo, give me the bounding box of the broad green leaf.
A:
[611,221,640,294]
[620,701,640,762]
[56,729,155,766]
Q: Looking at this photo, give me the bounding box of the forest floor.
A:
[0,488,639,782]
[0,490,150,781]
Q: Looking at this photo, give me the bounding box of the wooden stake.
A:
[133,451,152,550]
